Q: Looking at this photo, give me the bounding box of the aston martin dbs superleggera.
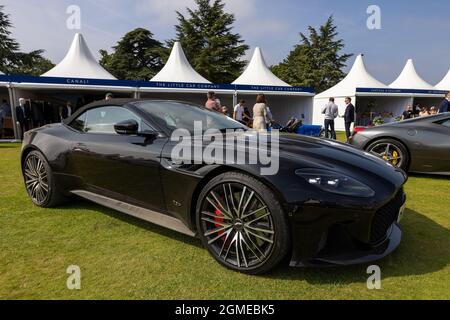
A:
[350,113,450,174]
[21,99,407,274]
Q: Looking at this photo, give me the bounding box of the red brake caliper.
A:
[214,209,225,241]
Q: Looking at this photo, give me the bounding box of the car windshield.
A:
[135,101,247,134]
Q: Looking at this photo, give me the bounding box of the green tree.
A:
[271,16,353,93]
[0,5,53,75]
[0,5,20,73]
[100,28,165,80]
[14,50,55,76]
[171,0,249,83]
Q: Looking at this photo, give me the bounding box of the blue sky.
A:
[2,0,450,84]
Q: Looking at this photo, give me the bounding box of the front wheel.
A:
[366,139,409,171]
[22,150,67,207]
[196,172,290,275]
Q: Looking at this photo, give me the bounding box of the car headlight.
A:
[295,168,375,198]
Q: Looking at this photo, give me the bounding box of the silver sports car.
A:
[350,113,450,174]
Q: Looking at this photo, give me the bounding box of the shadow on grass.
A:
[57,199,202,249]
[55,200,449,283]
[266,209,450,284]
[409,173,450,181]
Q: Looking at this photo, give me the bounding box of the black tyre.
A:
[366,139,409,171]
[22,150,67,207]
[196,172,290,275]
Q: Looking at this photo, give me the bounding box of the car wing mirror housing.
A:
[114,119,139,135]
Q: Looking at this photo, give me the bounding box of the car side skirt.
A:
[71,190,197,237]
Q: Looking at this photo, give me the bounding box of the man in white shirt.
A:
[233,100,246,124]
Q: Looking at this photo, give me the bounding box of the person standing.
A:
[0,99,11,134]
[430,106,438,115]
[243,106,253,126]
[105,93,114,101]
[343,97,355,143]
[0,99,11,117]
[0,99,11,128]
[16,98,31,139]
[253,94,269,131]
[419,107,430,117]
[402,105,414,120]
[59,101,74,121]
[266,105,274,128]
[438,92,450,113]
[321,97,339,140]
[233,100,246,124]
[205,91,220,112]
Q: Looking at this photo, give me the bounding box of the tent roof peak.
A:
[435,68,450,91]
[389,58,433,90]
[42,33,116,80]
[232,47,290,87]
[315,54,387,98]
[151,42,211,84]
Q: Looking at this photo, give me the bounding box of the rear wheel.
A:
[366,139,409,171]
[23,150,66,207]
[196,172,290,274]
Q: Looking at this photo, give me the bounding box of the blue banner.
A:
[356,87,446,95]
[0,74,314,94]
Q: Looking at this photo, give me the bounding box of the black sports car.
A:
[350,113,450,174]
[21,99,407,274]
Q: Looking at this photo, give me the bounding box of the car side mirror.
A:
[114,119,139,135]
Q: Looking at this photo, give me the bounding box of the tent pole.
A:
[134,87,140,99]
[7,84,19,141]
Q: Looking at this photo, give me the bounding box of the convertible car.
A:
[350,113,450,174]
[21,99,407,274]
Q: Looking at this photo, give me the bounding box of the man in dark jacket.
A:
[343,97,355,142]
[16,98,31,139]
[438,92,450,113]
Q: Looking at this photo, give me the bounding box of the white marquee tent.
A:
[141,42,226,106]
[313,55,446,130]
[150,42,211,84]
[233,47,290,87]
[42,33,116,80]
[232,47,313,125]
[312,54,408,130]
[11,33,133,99]
[389,59,444,109]
[390,59,433,90]
[435,69,450,91]
[7,33,136,140]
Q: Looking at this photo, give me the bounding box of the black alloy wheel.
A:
[196,172,290,274]
[23,151,66,207]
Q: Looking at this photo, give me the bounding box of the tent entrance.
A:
[139,91,234,113]
[9,87,134,139]
[235,94,313,127]
[413,97,443,112]
[0,86,14,140]
[355,96,412,127]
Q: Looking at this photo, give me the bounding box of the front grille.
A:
[370,189,405,244]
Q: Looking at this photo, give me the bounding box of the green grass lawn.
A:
[0,141,449,300]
